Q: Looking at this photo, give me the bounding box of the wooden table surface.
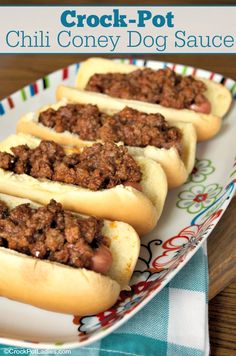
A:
[0,0,236,353]
[0,52,235,355]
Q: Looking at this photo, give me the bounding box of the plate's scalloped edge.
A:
[0,58,235,350]
[0,64,78,116]
[0,58,235,117]
[0,179,235,350]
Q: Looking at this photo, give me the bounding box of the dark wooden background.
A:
[0,0,236,354]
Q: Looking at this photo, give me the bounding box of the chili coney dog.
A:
[17,96,197,188]
[74,57,232,141]
[0,193,140,315]
[0,134,167,235]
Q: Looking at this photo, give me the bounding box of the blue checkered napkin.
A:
[76,244,209,356]
[0,244,209,356]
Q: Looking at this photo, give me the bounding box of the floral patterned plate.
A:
[0,59,235,349]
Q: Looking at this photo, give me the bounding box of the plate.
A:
[0,59,235,349]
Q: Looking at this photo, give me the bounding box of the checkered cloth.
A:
[0,243,209,356]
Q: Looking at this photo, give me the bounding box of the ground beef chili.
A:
[0,199,109,270]
[0,141,142,191]
[39,105,182,154]
[85,67,211,113]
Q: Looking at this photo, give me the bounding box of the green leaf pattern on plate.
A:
[177,183,223,214]
[177,158,222,214]
[188,159,215,183]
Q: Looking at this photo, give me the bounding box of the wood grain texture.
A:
[0,52,235,353]
[0,0,235,352]
[209,281,236,355]
[0,54,235,297]
[208,198,236,300]
[0,54,236,101]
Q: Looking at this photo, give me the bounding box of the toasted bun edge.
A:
[0,134,163,235]
[75,57,230,140]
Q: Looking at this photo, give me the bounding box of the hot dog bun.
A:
[0,134,167,235]
[74,57,232,141]
[17,95,196,188]
[0,193,140,315]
